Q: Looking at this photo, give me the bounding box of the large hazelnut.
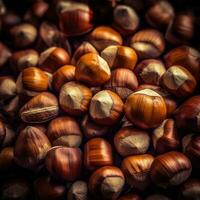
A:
[45,146,82,181]
[84,138,113,170]
[14,126,51,170]
[47,116,82,147]
[59,81,92,116]
[150,151,192,187]
[20,92,59,123]
[89,166,125,200]
[89,26,123,51]
[152,119,179,154]
[125,89,167,129]
[114,126,150,157]
[160,65,197,97]
[121,154,154,190]
[101,45,138,70]
[130,29,165,59]
[89,90,124,125]
[76,53,111,86]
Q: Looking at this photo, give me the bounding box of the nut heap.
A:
[0,0,200,199]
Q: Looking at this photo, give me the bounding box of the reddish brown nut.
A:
[76,53,111,86]
[10,23,37,48]
[84,138,113,170]
[104,68,138,101]
[114,126,150,157]
[52,65,76,92]
[178,179,200,200]
[89,90,124,125]
[89,26,123,51]
[101,45,138,70]
[145,0,174,29]
[121,154,154,190]
[130,29,165,59]
[34,176,66,200]
[39,47,70,73]
[57,1,93,37]
[0,119,5,147]
[20,92,59,123]
[0,179,31,200]
[10,49,39,72]
[134,59,166,85]
[71,42,98,65]
[152,119,179,154]
[182,134,200,168]
[67,181,88,200]
[14,126,51,170]
[118,193,142,200]
[165,12,195,44]
[47,116,82,147]
[81,115,109,138]
[0,42,11,68]
[45,146,82,181]
[164,46,200,81]
[125,89,167,129]
[59,81,92,116]
[174,96,200,132]
[89,166,125,200]
[113,5,139,36]
[150,151,192,187]
[0,76,16,101]
[160,65,197,97]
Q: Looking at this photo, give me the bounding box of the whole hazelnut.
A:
[59,81,92,116]
[45,146,82,181]
[152,119,179,154]
[76,53,111,86]
[160,65,197,97]
[89,26,123,51]
[114,126,150,157]
[121,154,154,190]
[89,166,125,200]
[84,138,113,170]
[134,59,166,85]
[89,90,124,125]
[14,126,51,170]
[101,45,138,70]
[150,151,192,187]
[47,116,82,147]
[39,47,70,73]
[20,92,59,123]
[125,89,167,129]
[130,29,165,59]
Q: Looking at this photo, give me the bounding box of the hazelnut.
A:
[47,116,82,147]
[134,59,166,85]
[89,166,125,200]
[152,119,179,154]
[125,89,167,129]
[84,138,113,170]
[20,92,59,123]
[14,126,51,170]
[160,65,197,97]
[39,47,70,73]
[89,90,124,125]
[130,29,165,59]
[89,26,123,51]
[59,81,92,116]
[0,42,11,68]
[114,126,150,157]
[45,146,82,181]
[113,5,139,36]
[121,154,154,190]
[101,45,138,70]
[150,151,192,187]
[76,53,111,86]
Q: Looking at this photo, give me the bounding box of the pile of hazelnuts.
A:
[0,0,200,199]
